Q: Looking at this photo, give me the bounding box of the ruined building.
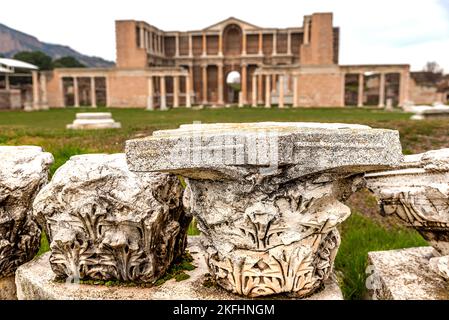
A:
[5,12,447,110]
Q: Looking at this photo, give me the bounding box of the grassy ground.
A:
[1,106,447,299]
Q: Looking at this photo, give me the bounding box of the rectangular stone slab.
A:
[367,247,449,300]
[126,122,403,181]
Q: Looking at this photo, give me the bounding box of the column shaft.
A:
[5,74,10,90]
[160,76,167,110]
[279,75,285,108]
[202,33,207,56]
[185,75,192,108]
[272,32,277,55]
[147,76,154,110]
[90,77,97,108]
[357,73,364,107]
[173,76,180,108]
[293,75,299,107]
[175,34,180,57]
[218,33,223,56]
[202,65,208,104]
[189,34,193,57]
[258,32,263,55]
[73,76,79,108]
[265,75,271,108]
[287,31,292,55]
[241,64,247,105]
[379,73,385,108]
[252,75,257,107]
[258,74,263,104]
[242,33,247,55]
[218,64,224,105]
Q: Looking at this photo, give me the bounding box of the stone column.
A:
[258,31,263,55]
[279,75,285,108]
[242,32,247,55]
[340,73,346,107]
[160,76,167,111]
[218,33,223,56]
[125,122,403,298]
[32,71,40,110]
[140,24,145,49]
[185,75,192,108]
[265,74,271,108]
[189,34,193,57]
[293,75,299,107]
[379,73,385,108]
[202,33,207,57]
[5,74,10,90]
[304,18,310,45]
[173,76,180,108]
[202,65,208,105]
[90,77,97,108]
[272,32,277,56]
[40,73,49,110]
[252,75,257,107]
[149,31,153,53]
[189,66,194,105]
[358,73,364,107]
[241,64,247,105]
[175,33,180,57]
[217,64,224,105]
[287,31,292,55]
[272,74,277,93]
[399,71,410,107]
[147,76,154,110]
[73,77,80,108]
[144,30,148,51]
[105,76,111,107]
[258,74,263,105]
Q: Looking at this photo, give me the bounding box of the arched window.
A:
[223,24,242,56]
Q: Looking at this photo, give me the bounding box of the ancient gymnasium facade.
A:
[35,13,420,109]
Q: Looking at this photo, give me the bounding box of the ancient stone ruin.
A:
[66,113,121,130]
[366,148,449,299]
[126,122,403,298]
[0,146,53,299]
[32,153,190,283]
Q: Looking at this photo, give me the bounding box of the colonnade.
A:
[147,72,191,110]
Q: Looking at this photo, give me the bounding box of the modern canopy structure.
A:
[0,58,43,110]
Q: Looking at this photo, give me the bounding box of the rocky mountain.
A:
[0,23,114,68]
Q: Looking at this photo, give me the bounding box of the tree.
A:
[13,51,53,70]
[0,53,4,58]
[53,56,86,68]
[423,61,444,74]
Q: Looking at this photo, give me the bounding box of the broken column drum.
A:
[126,122,403,298]
[32,154,190,283]
[366,148,449,280]
[0,146,53,278]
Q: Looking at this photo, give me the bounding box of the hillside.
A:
[0,23,114,68]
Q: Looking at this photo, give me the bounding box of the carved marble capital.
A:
[33,154,190,283]
[126,122,403,297]
[0,146,53,278]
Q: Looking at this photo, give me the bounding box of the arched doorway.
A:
[226,71,241,104]
[223,24,242,56]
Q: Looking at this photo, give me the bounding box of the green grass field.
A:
[1,106,447,299]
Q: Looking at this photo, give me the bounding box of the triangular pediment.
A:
[203,17,261,31]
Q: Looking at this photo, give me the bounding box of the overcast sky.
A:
[1,0,448,72]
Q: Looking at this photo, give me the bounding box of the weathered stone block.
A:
[33,153,190,283]
[126,122,403,298]
[0,146,53,299]
[366,148,449,281]
[367,247,449,300]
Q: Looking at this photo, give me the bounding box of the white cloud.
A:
[1,0,448,72]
